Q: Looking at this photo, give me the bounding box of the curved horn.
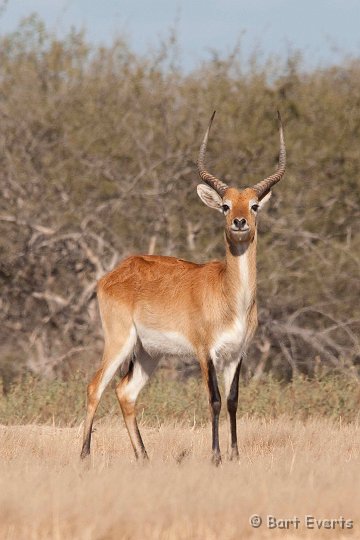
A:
[252,111,286,199]
[197,111,229,197]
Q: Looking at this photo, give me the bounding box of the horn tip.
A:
[209,110,216,127]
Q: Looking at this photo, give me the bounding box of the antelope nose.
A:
[233,218,248,230]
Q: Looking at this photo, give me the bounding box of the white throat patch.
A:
[211,248,253,368]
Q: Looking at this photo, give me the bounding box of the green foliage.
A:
[0,372,359,426]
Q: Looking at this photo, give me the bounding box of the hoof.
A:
[229,447,239,461]
[80,446,90,460]
[135,448,149,461]
[211,452,222,467]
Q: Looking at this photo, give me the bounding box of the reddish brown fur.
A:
[98,247,255,358]
[97,188,260,352]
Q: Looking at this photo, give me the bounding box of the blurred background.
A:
[0,0,359,388]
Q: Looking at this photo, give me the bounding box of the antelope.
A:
[80,111,286,465]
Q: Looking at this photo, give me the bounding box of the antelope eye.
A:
[222,204,230,213]
[251,204,260,212]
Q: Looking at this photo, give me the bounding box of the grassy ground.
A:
[1,373,359,538]
[0,417,359,539]
[0,371,359,426]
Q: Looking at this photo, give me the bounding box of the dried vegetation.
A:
[0,16,359,382]
[0,417,359,539]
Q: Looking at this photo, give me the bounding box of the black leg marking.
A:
[127,357,135,377]
[134,424,149,460]
[227,357,242,460]
[80,428,92,459]
[207,358,222,466]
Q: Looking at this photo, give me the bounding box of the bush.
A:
[0,15,359,381]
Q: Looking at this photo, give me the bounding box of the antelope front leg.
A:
[203,358,222,466]
[225,357,242,460]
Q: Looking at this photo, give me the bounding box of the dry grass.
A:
[0,417,359,539]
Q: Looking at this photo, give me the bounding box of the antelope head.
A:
[197,111,286,244]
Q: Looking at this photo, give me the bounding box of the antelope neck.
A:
[223,233,257,312]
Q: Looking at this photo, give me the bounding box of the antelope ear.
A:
[197,184,223,212]
[258,190,272,208]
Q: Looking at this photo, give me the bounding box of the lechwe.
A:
[81,111,286,465]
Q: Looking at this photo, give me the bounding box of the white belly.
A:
[136,324,194,358]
